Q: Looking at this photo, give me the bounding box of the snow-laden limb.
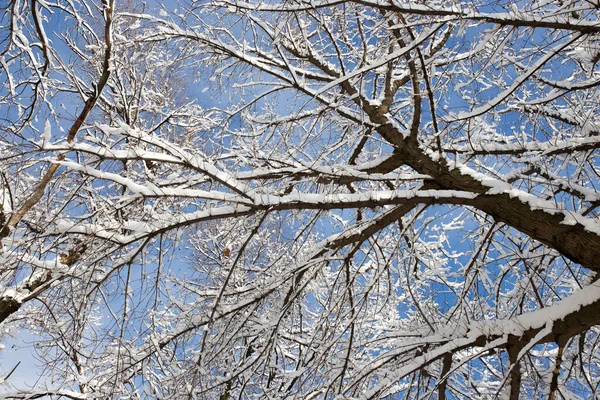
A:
[221,0,600,33]
[42,188,477,250]
[355,280,600,399]
[98,124,255,199]
[455,162,600,229]
[41,142,184,165]
[234,165,431,183]
[47,205,255,246]
[1,390,88,400]
[254,189,478,209]
[443,134,600,156]
[55,159,249,203]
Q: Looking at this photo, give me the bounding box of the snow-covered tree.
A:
[2,0,600,398]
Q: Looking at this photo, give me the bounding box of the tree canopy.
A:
[1,0,600,398]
